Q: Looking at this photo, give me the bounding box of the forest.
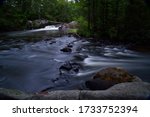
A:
[0,0,150,44]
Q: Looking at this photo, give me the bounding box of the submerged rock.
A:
[86,67,142,90]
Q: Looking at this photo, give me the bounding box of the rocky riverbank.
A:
[0,67,150,100]
[0,81,150,100]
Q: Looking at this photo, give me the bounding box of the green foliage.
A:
[0,0,77,31]
[1,0,150,45]
[76,16,91,37]
[78,0,150,44]
[68,29,78,33]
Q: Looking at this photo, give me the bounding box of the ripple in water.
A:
[83,56,120,66]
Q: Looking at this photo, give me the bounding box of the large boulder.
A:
[86,67,142,90]
[68,21,78,29]
[93,67,142,82]
[80,82,150,100]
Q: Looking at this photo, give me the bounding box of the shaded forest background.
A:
[0,0,150,44]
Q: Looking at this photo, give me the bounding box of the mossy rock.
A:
[93,67,141,83]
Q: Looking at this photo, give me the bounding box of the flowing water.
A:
[0,26,150,93]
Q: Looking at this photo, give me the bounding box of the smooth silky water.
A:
[0,26,150,93]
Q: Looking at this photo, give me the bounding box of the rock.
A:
[60,47,72,52]
[29,90,80,100]
[93,67,141,83]
[0,88,32,99]
[0,81,150,99]
[80,82,150,100]
[58,24,69,35]
[33,19,49,28]
[59,62,81,75]
[86,67,142,90]
[85,79,117,90]
[59,21,78,29]
[59,62,72,73]
[68,21,78,29]
[67,44,73,48]
[58,21,79,36]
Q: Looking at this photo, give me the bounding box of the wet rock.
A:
[59,62,81,75]
[60,47,72,52]
[86,67,142,90]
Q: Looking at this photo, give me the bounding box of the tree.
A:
[79,0,150,43]
[0,0,77,31]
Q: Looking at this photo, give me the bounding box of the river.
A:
[0,26,150,93]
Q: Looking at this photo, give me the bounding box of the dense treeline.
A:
[0,0,150,44]
[0,0,77,31]
[84,0,150,44]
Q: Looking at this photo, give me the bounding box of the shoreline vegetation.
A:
[0,0,150,46]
